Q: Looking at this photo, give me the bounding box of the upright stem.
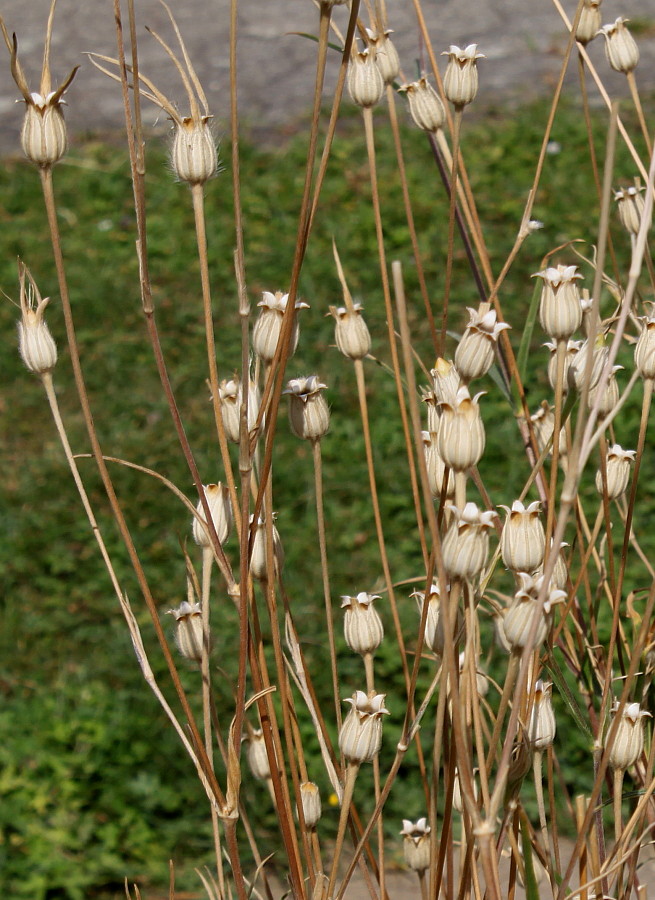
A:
[440,108,463,356]
[327,763,360,900]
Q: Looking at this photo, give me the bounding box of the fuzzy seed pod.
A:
[595,444,636,500]
[246,729,271,781]
[367,29,400,85]
[17,263,57,374]
[599,18,640,74]
[422,431,455,500]
[442,44,485,108]
[348,49,385,108]
[400,819,431,872]
[589,365,622,416]
[339,691,389,764]
[545,339,581,393]
[412,583,460,656]
[529,680,556,750]
[218,375,261,444]
[341,592,384,656]
[168,600,204,662]
[252,291,309,364]
[249,515,284,581]
[436,387,486,472]
[285,375,330,441]
[576,1,603,45]
[298,781,322,829]
[499,500,546,573]
[192,483,233,548]
[329,303,371,360]
[569,338,608,392]
[455,304,510,383]
[634,310,655,380]
[533,265,583,341]
[502,573,565,652]
[607,701,651,770]
[171,117,217,184]
[441,503,496,581]
[399,76,445,133]
[615,184,649,236]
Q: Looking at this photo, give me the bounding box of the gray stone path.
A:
[0,0,654,154]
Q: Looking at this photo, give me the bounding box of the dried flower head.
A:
[192,483,233,549]
[615,183,650,236]
[348,47,385,108]
[366,29,400,85]
[285,375,330,441]
[595,444,636,500]
[168,598,204,662]
[442,502,496,581]
[607,701,651,770]
[298,781,321,829]
[422,431,455,500]
[412,582,460,656]
[634,307,655,380]
[454,303,510,383]
[16,261,58,375]
[245,728,271,781]
[253,291,309,364]
[398,76,445,133]
[599,18,639,74]
[499,500,546,573]
[217,374,261,444]
[339,690,389,764]
[249,514,284,581]
[545,339,582,393]
[341,592,384,656]
[502,573,565,651]
[436,387,486,472]
[533,264,583,341]
[529,680,556,750]
[442,44,485,107]
[569,337,609,393]
[431,358,461,409]
[576,0,603,45]
[328,302,371,360]
[400,818,431,872]
[589,364,622,416]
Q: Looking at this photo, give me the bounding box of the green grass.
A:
[0,96,653,897]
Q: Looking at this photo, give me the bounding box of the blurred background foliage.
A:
[0,97,653,897]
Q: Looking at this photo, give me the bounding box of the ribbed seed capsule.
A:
[412,583,460,656]
[339,691,389,764]
[399,76,445,133]
[607,701,651,770]
[530,401,567,463]
[441,503,496,581]
[218,375,261,444]
[569,338,608,392]
[436,387,486,472]
[298,782,322,829]
[545,339,581,393]
[534,540,569,592]
[576,1,602,45]
[249,515,284,580]
[21,99,68,167]
[329,303,371,360]
[341,592,384,656]
[442,44,485,107]
[599,18,639,74]
[252,291,309,364]
[192,483,233,548]
[17,262,57,374]
[171,117,217,184]
[348,49,385,108]
[246,729,271,781]
[634,311,655,379]
[422,431,455,500]
[168,599,204,662]
[367,29,400,85]
[432,358,461,408]
[285,375,330,441]
[400,819,431,872]
[502,573,565,652]
[533,265,583,341]
[529,680,556,749]
[455,304,510,383]
[595,445,636,500]
[589,365,622,416]
[499,500,546,573]
[615,184,649,236]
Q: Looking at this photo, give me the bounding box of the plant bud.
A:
[252,291,309,364]
[502,573,565,652]
[348,48,385,109]
[249,515,284,581]
[400,818,431,872]
[246,729,271,781]
[412,583,461,656]
[529,680,556,750]
[437,387,486,472]
[442,503,496,581]
[569,338,608,392]
[218,375,261,444]
[285,375,330,441]
[499,500,546,573]
[168,599,204,662]
[171,117,217,185]
[21,97,68,167]
[329,303,371,360]
[442,44,485,108]
[454,304,510,383]
[545,339,581,393]
[192,483,233,548]
[17,263,57,374]
[576,1,603,45]
[431,358,461,408]
[298,781,322,829]
[399,76,445,133]
[422,431,455,500]
[589,365,622,416]
[339,691,389,764]
[341,592,384,656]
[634,309,655,380]
[595,444,636,500]
[367,29,400,85]
[607,701,651,770]
[533,264,583,341]
[615,184,649,236]
[599,18,639,74]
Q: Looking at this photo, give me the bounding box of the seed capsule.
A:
[252,291,309,364]
[17,262,57,374]
[442,44,485,108]
[285,375,330,441]
[545,339,582,393]
[249,514,284,581]
[399,76,445,133]
[431,358,461,409]
[589,365,622,416]
[599,18,639,74]
[168,599,204,662]
[246,729,271,781]
[400,818,431,872]
[441,503,496,581]
[502,573,565,652]
[367,29,400,85]
[436,387,486,472]
[348,48,385,109]
[569,338,608,392]
[455,304,510,383]
[329,302,371,360]
[422,431,455,500]
[412,582,461,656]
[218,375,261,444]
[576,0,603,45]
[298,782,322,829]
[634,309,655,379]
[533,264,583,341]
[192,483,233,548]
[595,444,636,500]
[171,116,217,185]
[339,691,389,764]
[607,701,651,770]
[341,592,384,656]
[499,500,546,574]
[529,680,556,750]
[615,184,649,236]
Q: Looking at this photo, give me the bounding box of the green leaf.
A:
[545,653,593,741]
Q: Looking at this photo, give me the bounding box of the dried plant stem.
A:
[363,651,385,899]
[440,107,463,355]
[614,768,625,844]
[626,71,652,157]
[312,439,341,731]
[485,652,519,775]
[328,763,360,900]
[532,750,552,877]
[545,339,566,549]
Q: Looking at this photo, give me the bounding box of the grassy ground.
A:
[0,98,651,897]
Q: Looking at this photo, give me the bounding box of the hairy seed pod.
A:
[615,184,649,236]
[21,99,68,167]
[285,375,330,441]
[17,263,57,374]
[171,117,217,185]
[503,573,565,651]
[252,291,309,364]
[533,265,583,341]
[168,600,204,662]
[367,29,400,85]
[455,304,510,383]
[329,303,371,360]
[249,515,284,581]
[218,375,261,444]
[576,1,603,45]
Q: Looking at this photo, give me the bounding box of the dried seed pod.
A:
[246,729,271,781]
[589,365,622,416]
[341,592,384,656]
[252,291,309,364]
[607,701,651,770]
[615,184,649,236]
[454,304,510,383]
[339,691,389,764]
[529,680,556,750]
[576,0,603,45]
[530,401,567,463]
[534,540,570,592]
[168,599,204,662]
[634,309,655,379]
[545,339,582,393]
[502,573,565,652]
[432,358,461,408]
[399,76,445,133]
[441,502,496,581]
[218,375,261,444]
[249,514,284,581]
[285,375,330,441]
[171,117,217,185]
[451,766,479,813]
[436,387,486,472]
[329,302,371,360]
[569,338,608,392]
[595,444,636,500]
[298,781,322,829]
[533,264,583,341]
[192,483,233,548]
[499,500,546,573]
[16,262,57,374]
[599,18,639,74]
[348,48,385,108]
[400,818,431,872]
[442,44,485,108]
[412,583,460,656]
[367,29,400,85]
[422,431,455,500]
